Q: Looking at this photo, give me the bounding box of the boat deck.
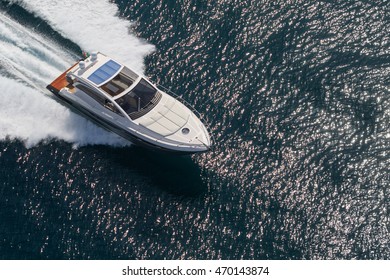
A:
[47,62,79,94]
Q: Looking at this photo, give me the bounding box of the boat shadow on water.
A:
[109,146,207,196]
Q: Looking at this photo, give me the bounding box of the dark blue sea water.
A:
[0,0,389,259]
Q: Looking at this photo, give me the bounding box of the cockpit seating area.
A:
[100,73,134,97]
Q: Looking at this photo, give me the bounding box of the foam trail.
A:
[13,0,154,73]
[0,12,74,89]
[0,11,127,147]
[0,0,155,147]
[0,76,128,147]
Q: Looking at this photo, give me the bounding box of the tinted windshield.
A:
[131,78,157,106]
[115,78,161,119]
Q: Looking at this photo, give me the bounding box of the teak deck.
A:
[46,62,79,94]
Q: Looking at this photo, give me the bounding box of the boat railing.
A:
[156,83,215,148]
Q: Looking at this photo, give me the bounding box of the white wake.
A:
[0,0,154,147]
[0,76,128,147]
[12,0,154,72]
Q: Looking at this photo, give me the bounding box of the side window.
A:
[76,84,122,116]
[76,84,105,103]
[104,100,122,115]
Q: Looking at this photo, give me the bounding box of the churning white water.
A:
[0,0,154,147]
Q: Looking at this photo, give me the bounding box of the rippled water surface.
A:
[0,0,389,259]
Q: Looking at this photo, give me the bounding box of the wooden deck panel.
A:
[48,62,79,93]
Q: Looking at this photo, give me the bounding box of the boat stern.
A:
[46,61,80,94]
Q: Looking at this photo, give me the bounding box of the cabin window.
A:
[130,78,157,107]
[115,78,162,120]
[76,84,122,115]
[77,84,105,104]
[100,71,135,97]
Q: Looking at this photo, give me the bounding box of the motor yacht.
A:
[46,52,211,153]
